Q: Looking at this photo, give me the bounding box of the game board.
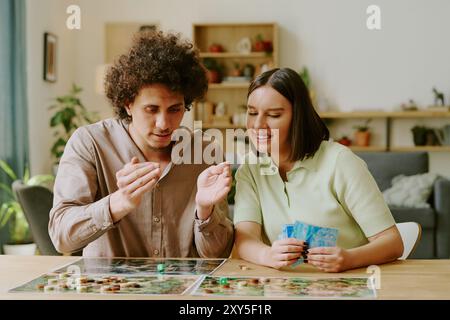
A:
[10,272,199,295]
[192,276,376,299]
[54,257,226,275]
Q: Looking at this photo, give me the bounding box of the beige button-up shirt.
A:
[49,118,234,258]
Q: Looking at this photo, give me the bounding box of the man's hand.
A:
[262,238,307,269]
[109,157,160,222]
[306,247,351,273]
[195,162,232,220]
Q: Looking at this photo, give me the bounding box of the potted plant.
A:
[0,160,54,255]
[253,34,273,53]
[230,62,242,77]
[353,119,372,147]
[202,58,223,84]
[49,84,98,174]
[298,67,316,106]
[411,126,428,146]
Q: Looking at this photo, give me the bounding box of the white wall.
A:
[27,0,450,176]
[26,0,76,175]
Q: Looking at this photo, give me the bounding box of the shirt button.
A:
[153,249,159,256]
[153,217,160,223]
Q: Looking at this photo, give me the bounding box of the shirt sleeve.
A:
[333,149,396,238]
[233,164,263,225]
[194,198,234,258]
[48,127,115,254]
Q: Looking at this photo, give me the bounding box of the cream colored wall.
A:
[26,0,76,175]
[27,0,450,177]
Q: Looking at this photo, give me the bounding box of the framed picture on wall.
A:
[43,32,57,82]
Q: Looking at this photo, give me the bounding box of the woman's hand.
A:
[262,238,307,269]
[195,162,232,220]
[306,247,351,273]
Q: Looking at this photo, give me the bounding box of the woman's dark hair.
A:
[247,67,329,162]
[105,31,208,122]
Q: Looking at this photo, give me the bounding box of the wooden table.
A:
[1,255,450,299]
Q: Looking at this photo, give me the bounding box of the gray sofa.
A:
[356,152,450,259]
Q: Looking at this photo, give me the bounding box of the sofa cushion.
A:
[383,173,438,208]
[355,152,429,191]
[389,206,435,229]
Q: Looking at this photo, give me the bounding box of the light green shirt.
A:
[233,140,396,249]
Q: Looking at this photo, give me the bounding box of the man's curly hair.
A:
[105,31,208,122]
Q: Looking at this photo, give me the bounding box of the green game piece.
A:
[157,264,165,273]
[219,277,228,285]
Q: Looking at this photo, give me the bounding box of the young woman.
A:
[234,68,403,272]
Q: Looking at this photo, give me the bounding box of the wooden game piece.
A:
[259,277,270,284]
[76,285,88,293]
[100,285,112,293]
[59,272,69,279]
[204,288,214,294]
[75,276,88,285]
[59,283,69,290]
[239,264,250,271]
[47,278,58,285]
[44,285,56,292]
[36,284,45,290]
[237,281,247,289]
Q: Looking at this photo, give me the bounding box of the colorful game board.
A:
[10,272,199,295]
[54,257,226,275]
[192,276,376,299]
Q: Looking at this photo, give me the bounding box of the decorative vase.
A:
[3,243,37,255]
[355,131,371,147]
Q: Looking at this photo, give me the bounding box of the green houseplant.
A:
[49,84,98,169]
[0,160,54,254]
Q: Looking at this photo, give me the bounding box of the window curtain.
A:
[0,0,29,248]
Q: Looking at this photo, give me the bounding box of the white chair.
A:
[396,222,422,260]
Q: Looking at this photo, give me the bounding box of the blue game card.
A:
[278,221,339,266]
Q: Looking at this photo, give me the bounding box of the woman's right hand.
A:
[262,238,307,269]
[109,157,160,222]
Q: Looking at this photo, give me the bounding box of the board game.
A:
[192,276,376,299]
[9,258,377,299]
[53,257,226,275]
[10,272,199,295]
[9,258,225,296]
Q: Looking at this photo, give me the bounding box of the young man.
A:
[49,31,234,258]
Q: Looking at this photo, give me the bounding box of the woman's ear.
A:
[125,103,132,117]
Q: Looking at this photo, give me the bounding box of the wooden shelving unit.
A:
[193,23,278,129]
[319,110,450,119]
[199,52,268,59]
[320,110,450,152]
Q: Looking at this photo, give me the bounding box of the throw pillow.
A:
[382,172,438,208]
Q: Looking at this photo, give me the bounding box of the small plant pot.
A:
[207,70,221,83]
[3,243,37,255]
[355,131,371,147]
